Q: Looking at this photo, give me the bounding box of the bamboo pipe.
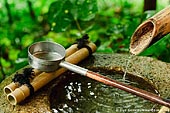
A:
[6,42,96,105]
[130,6,170,55]
[3,44,80,95]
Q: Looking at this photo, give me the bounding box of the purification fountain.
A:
[0,6,170,113]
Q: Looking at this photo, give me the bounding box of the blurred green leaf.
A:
[15,58,28,70]
[21,34,34,47]
[9,49,19,60]
[48,0,98,32]
[70,0,98,21]
[1,58,11,68]
[48,0,73,32]
[0,37,11,46]
[97,40,113,53]
[18,47,28,58]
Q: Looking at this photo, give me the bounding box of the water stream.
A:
[123,55,132,80]
[50,69,160,113]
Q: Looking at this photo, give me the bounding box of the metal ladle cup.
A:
[28,41,66,72]
[28,41,87,74]
[28,41,170,108]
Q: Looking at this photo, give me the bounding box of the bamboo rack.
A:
[3,44,79,95]
[5,42,96,105]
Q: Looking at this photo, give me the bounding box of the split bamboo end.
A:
[7,93,18,105]
[7,85,30,105]
[89,42,97,53]
[130,6,170,55]
[4,82,18,95]
[130,21,155,55]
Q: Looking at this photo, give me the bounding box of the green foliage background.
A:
[0,0,170,82]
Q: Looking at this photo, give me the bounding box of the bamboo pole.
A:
[130,6,170,55]
[6,42,96,105]
[3,44,80,95]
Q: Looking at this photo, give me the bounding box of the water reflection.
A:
[50,70,160,113]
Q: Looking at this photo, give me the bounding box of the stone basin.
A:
[0,53,169,113]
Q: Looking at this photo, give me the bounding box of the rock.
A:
[81,53,170,97]
[0,53,169,113]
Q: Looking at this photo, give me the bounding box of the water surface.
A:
[50,70,160,113]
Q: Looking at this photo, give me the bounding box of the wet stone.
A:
[0,53,169,113]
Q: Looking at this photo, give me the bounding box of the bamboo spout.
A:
[130,6,170,55]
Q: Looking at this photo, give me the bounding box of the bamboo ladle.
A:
[28,41,170,108]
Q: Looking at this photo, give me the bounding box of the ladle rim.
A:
[28,41,66,62]
[28,41,66,72]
